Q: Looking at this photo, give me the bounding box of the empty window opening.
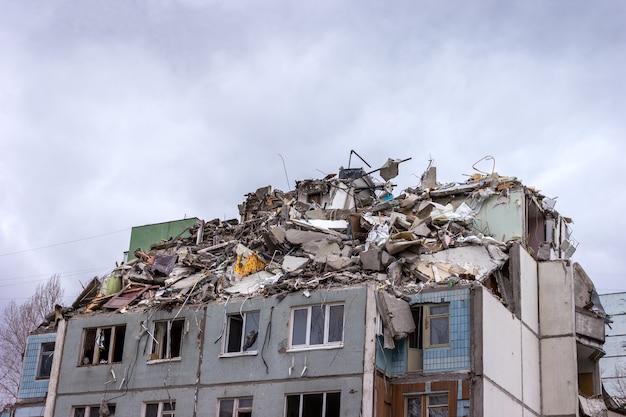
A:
[37,342,54,379]
[285,392,340,417]
[225,312,259,354]
[151,319,184,360]
[80,325,126,365]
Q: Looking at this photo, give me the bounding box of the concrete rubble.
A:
[62,158,597,325]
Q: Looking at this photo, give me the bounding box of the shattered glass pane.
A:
[428,408,448,417]
[243,312,259,351]
[407,397,422,417]
[428,394,447,406]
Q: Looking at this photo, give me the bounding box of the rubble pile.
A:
[75,159,555,314]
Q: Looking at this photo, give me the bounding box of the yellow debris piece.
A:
[234,252,266,276]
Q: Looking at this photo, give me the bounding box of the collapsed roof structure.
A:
[67,154,589,320]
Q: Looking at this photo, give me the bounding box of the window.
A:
[285,392,340,417]
[37,342,54,379]
[424,304,449,347]
[219,397,253,417]
[73,404,116,417]
[290,304,344,349]
[80,325,126,365]
[145,401,175,417]
[406,394,448,417]
[150,319,184,360]
[225,312,259,354]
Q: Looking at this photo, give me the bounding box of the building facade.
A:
[8,162,619,416]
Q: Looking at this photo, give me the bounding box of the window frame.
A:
[36,342,55,380]
[285,391,341,417]
[288,303,345,350]
[149,319,185,362]
[222,311,260,356]
[72,404,116,417]
[423,304,450,348]
[405,393,449,417]
[79,324,126,366]
[143,400,175,417]
[218,397,253,417]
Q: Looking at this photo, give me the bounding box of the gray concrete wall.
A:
[538,261,578,417]
[53,285,369,416]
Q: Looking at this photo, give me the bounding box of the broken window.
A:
[225,312,259,354]
[424,304,449,348]
[73,404,116,417]
[290,304,344,349]
[219,397,253,417]
[285,392,340,417]
[406,393,448,417]
[37,342,54,379]
[407,307,423,371]
[150,319,184,360]
[145,401,175,417]
[80,325,126,365]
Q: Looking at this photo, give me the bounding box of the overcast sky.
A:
[1,0,625,311]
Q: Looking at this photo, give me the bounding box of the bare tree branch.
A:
[0,274,64,407]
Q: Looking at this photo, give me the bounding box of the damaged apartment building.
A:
[6,156,619,417]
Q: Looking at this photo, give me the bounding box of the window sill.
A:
[78,362,121,367]
[219,351,258,358]
[287,343,343,352]
[147,357,182,365]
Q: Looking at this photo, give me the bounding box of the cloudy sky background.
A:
[1,0,625,311]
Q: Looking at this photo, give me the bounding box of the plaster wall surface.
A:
[196,376,363,416]
[201,286,367,384]
[538,261,575,337]
[57,308,203,395]
[538,261,578,416]
[55,386,195,417]
[482,288,523,401]
[540,336,578,416]
[482,378,523,417]
[518,246,539,333]
[521,324,541,414]
[472,188,525,243]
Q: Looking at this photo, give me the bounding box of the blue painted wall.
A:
[17,333,56,399]
[376,287,471,375]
